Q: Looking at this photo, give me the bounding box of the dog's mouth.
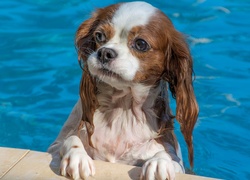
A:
[99,68,121,79]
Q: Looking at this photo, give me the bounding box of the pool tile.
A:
[1,150,67,179]
[0,148,29,178]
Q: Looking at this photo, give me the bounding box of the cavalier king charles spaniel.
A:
[48,1,199,180]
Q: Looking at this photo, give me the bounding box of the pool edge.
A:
[0,147,217,179]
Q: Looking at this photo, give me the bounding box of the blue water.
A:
[0,0,249,179]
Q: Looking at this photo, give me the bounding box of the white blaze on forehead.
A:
[112,2,157,31]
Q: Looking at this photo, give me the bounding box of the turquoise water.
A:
[0,0,249,179]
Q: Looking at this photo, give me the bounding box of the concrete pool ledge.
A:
[0,147,216,180]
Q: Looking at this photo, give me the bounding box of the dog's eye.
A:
[134,38,150,52]
[95,31,106,43]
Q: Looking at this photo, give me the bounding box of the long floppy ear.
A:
[164,30,199,168]
[75,13,99,141]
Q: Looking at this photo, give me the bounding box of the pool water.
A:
[0,0,249,179]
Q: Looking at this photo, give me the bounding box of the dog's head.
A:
[76,2,198,167]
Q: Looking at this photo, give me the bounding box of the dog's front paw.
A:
[60,147,95,179]
[140,157,175,180]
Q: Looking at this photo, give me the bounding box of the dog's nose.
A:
[97,47,117,64]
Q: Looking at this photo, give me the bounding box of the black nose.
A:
[97,47,117,64]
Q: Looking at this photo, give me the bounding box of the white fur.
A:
[88,83,161,163]
[60,136,95,179]
[112,2,156,31]
[87,43,139,88]
[141,151,176,180]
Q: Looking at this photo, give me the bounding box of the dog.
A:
[48,1,199,179]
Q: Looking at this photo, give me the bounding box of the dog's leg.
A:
[140,150,184,180]
[60,135,95,179]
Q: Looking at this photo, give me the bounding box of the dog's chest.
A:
[80,107,163,164]
[79,84,164,164]
[92,109,152,157]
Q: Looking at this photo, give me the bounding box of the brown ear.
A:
[75,13,99,139]
[164,30,199,168]
[76,12,99,62]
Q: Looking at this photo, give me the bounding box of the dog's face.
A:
[87,2,167,88]
[76,2,198,167]
[77,2,190,89]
